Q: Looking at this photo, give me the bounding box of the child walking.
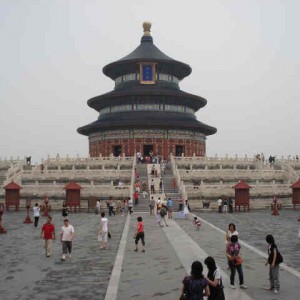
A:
[134,216,145,252]
[193,216,201,230]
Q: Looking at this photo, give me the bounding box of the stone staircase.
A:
[133,163,151,213]
[162,163,181,211]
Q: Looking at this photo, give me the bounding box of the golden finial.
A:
[143,21,152,36]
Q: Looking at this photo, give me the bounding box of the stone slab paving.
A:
[0,211,126,300]
[1,209,300,300]
[176,210,300,300]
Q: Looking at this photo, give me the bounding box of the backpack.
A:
[160,207,167,217]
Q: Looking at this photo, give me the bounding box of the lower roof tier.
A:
[77,111,217,136]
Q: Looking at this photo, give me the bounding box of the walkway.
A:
[1,210,299,299]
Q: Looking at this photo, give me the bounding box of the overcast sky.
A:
[1,0,299,163]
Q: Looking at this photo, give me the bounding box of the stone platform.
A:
[0,209,299,299]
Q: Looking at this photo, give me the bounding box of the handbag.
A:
[234,256,243,266]
[108,232,111,239]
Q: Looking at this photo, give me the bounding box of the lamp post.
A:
[0,202,7,233]
[23,199,33,224]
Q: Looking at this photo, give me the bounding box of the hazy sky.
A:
[1,0,299,163]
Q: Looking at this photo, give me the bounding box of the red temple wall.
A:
[89,138,206,158]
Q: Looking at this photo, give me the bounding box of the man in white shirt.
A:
[33,203,40,228]
[217,198,223,213]
[60,219,75,261]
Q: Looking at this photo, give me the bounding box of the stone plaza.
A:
[1,208,299,300]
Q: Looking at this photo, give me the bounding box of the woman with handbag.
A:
[180,261,210,300]
[204,256,225,300]
[225,235,247,289]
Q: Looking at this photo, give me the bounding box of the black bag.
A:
[108,232,111,239]
[160,208,167,217]
[276,252,283,264]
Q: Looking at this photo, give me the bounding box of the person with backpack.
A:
[265,234,283,294]
[204,256,225,300]
[159,205,168,227]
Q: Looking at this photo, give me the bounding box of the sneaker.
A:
[265,287,274,291]
[142,250,145,253]
[274,289,279,294]
[46,253,50,257]
[61,255,66,261]
[240,284,247,289]
[230,285,236,289]
[134,249,138,252]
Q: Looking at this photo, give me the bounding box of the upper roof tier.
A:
[103,22,192,80]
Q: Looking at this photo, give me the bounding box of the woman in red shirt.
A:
[134,216,145,252]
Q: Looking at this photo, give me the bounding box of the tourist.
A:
[149,196,155,215]
[178,198,183,211]
[225,235,247,289]
[156,200,162,226]
[62,201,69,219]
[142,190,147,199]
[60,219,75,261]
[180,261,210,299]
[108,197,115,216]
[150,178,155,194]
[228,197,233,213]
[193,216,201,230]
[173,178,177,192]
[96,200,100,214]
[159,178,163,193]
[217,197,223,213]
[33,203,40,228]
[128,198,133,215]
[183,200,189,220]
[265,234,283,294]
[159,205,168,227]
[151,164,155,175]
[133,190,139,206]
[99,212,109,250]
[223,198,228,213]
[204,256,225,300]
[167,197,173,219]
[225,223,238,243]
[134,216,145,252]
[40,216,55,257]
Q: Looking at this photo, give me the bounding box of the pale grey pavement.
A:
[1,209,300,299]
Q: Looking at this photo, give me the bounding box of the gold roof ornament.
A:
[143,21,152,36]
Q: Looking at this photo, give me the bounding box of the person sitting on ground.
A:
[204,256,225,300]
[193,216,201,230]
[181,261,210,300]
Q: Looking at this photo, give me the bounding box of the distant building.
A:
[77,22,217,158]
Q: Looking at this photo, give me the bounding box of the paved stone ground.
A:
[1,209,300,300]
[0,211,126,300]
[194,209,300,272]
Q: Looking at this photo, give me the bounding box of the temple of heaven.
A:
[77,22,217,158]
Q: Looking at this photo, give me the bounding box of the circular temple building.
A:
[77,22,217,158]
